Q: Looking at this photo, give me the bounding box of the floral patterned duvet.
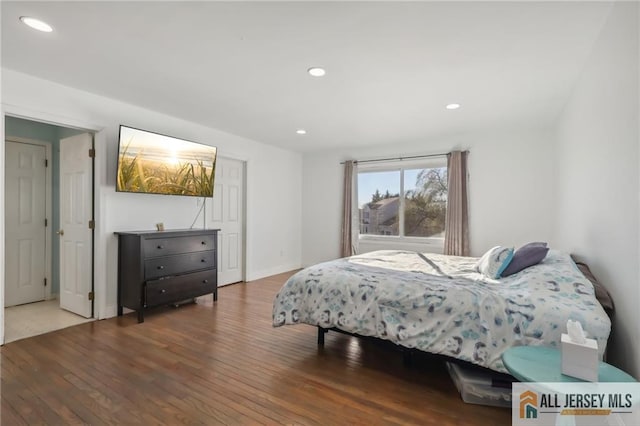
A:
[272,249,611,372]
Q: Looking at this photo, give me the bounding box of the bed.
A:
[272,249,611,373]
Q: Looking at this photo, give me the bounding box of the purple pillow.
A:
[501,242,549,277]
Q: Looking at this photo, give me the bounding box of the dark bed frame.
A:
[316,326,493,371]
[315,325,517,390]
[317,326,419,366]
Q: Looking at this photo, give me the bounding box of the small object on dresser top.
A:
[156,222,164,231]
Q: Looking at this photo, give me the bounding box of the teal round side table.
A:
[502,346,636,383]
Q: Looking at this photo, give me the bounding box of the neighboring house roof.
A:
[368,197,399,209]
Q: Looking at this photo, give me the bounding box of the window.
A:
[357,159,447,240]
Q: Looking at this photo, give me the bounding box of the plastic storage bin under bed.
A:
[446,361,513,408]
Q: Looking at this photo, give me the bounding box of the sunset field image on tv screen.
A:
[116,125,217,197]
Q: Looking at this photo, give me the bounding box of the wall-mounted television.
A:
[116,125,217,197]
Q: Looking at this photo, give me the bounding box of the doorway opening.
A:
[4,116,96,343]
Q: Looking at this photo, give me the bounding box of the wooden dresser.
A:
[115,228,219,323]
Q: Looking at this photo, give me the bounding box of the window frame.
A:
[355,157,447,248]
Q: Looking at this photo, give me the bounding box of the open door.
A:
[59,133,93,318]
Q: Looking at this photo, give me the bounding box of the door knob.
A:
[56,230,64,236]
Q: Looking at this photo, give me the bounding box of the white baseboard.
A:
[246,262,300,282]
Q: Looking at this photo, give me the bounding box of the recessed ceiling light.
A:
[307,67,326,77]
[20,16,53,32]
[296,129,307,135]
[446,103,461,110]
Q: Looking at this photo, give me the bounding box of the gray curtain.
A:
[444,151,470,256]
[340,160,355,258]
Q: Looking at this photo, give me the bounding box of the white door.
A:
[207,157,245,286]
[4,141,47,307]
[59,133,93,318]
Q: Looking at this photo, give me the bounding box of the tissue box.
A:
[561,333,598,382]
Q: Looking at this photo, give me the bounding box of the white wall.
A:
[1,69,302,320]
[302,127,556,266]
[553,2,639,377]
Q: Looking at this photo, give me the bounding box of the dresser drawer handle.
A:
[157,245,164,249]
[201,241,206,245]
[203,279,208,284]
[161,289,166,294]
[157,265,164,270]
[201,259,206,263]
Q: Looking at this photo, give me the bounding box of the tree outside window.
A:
[404,167,447,238]
[357,165,447,239]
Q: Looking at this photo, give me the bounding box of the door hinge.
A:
[88,291,94,301]
[44,278,47,287]
[45,159,48,167]
[88,148,96,158]
[45,218,48,227]
[89,220,95,229]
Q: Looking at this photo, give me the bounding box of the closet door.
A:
[207,157,245,286]
[5,141,47,306]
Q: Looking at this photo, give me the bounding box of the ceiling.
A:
[1,1,613,152]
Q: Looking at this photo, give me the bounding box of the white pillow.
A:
[475,246,514,279]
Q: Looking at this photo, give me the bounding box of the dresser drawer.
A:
[143,234,215,258]
[144,250,216,280]
[145,270,217,307]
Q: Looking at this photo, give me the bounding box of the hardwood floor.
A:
[1,271,511,425]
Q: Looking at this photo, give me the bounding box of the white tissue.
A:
[567,319,586,344]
